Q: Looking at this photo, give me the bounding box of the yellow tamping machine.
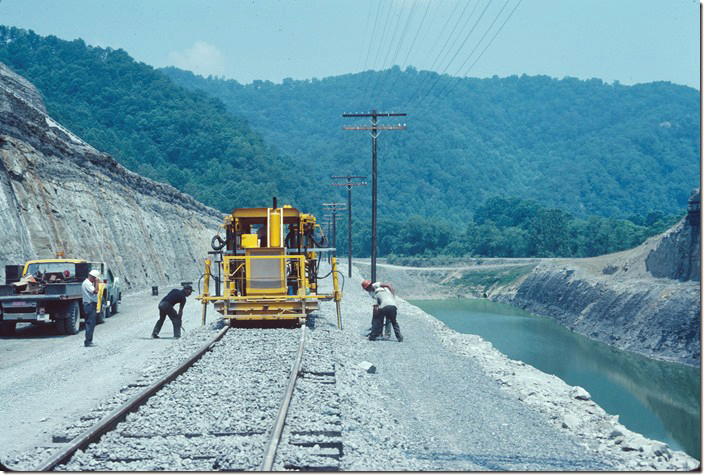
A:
[197,200,343,327]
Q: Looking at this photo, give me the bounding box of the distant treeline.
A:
[164,65,700,220]
[332,196,681,259]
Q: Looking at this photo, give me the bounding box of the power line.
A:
[360,0,395,109]
[357,1,376,71]
[432,0,483,78]
[322,203,347,263]
[357,1,383,109]
[369,0,411,105]
[412,0,493,112]
[408,0,473,104]
[417,0,520,116]
[386,0,419,73]
[382,0,433,103]
[399,0,433,71]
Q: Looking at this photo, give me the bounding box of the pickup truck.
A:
[0,259,122,336]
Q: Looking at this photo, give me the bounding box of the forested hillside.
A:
[0,26,318,213]
[0,26,697,259]
[163,66,700,220]
[325,195,681,259]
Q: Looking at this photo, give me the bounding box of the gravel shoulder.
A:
[0,283,207,460]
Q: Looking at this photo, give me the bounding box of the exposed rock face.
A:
[646,189,700,281]
[493,213,701,366]
[0,62,223,289]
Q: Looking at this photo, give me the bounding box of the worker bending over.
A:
[152,284,193,339]
[362,279,403,342]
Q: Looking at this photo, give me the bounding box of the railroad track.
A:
[29,316,343,471]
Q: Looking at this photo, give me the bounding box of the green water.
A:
[410,299,701,460]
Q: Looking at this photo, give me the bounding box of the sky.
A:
[0,0,700,88]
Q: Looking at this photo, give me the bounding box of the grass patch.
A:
[452,264,537,290]
[386,256,474,267]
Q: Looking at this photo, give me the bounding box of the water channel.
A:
[409,298,701,460]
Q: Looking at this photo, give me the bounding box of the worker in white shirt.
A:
[81,269,100,347]
[361,279,403,342]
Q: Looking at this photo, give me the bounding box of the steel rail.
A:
[33,326,230,471]
[259,323,307,471]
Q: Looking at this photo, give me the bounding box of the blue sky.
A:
[1,0,700,88]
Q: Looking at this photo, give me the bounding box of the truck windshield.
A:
[25,262,77,280]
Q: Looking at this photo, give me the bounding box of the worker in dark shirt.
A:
[285,224,299,249]
[151,284,193,339]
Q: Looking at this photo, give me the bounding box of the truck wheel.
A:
[111,298,119,315]
[97,303,107,324]
[0,321,16,336]
[62,301,80,335]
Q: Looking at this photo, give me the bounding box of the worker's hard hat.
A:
[183,284,193,291]
[361,279,372,290]
[89,270,100,278]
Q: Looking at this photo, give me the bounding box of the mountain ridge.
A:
[163,66,699,219]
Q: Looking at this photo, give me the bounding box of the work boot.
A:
[151,333,159,339]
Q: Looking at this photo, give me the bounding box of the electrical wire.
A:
[369,0,410,106]
[433,0,484,78]
[412,0,493,112]
[417,0,521,116]
[407,0,473,103]
[357,0,377,72]
[362,0,395,107]
[378,0,418,95]
[397,0,432,72]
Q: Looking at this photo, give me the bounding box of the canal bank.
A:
[340,265,700,471]
[410,298,700,460]
[356,212,700,367]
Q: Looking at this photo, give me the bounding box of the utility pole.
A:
[343,110,406,282]
[323,202,347,264]
[331,175,367,277]
[319,220,331,263]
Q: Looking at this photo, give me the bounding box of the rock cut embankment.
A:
[491,208,700,367]
[0,63,223,289]
[354,203,700,366]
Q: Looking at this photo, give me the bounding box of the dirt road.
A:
[0,285,206,455]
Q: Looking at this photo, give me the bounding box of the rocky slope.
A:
[0,63,222,289]
[490,206,700,367]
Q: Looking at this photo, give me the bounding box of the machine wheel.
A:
[62,301,81,335]
[0,321,16,336]
[111,297,119,315]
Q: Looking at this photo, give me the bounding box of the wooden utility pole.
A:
[319,220,331,263]
[331,175,367,277]
[343,110,406,282]
[323,203,347,264]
